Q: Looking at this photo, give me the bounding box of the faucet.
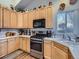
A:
[67,35,71,41]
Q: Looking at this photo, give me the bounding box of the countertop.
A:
[44,37,79,59]
[0,35,31,40]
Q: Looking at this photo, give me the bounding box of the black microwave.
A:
[33,19,45,28]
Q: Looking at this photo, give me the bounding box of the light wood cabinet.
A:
[23,13,28,28]
[28,11,34,28]
[8,38,15,54]
[44,40,52,59]
[3,8,11,28]
[35,9,40,19]
[52,41,68,59]
[53,46,68,59]
[0,40,8,58]
[39,8,46,19]
[45,6,53,28]
[0,5,2,28]
[22,37,27,52]
[15,37,20,50]
[20,37,30,53]
[10,11,17,28]
[26,37,30,53]
[17,13,23,28]
[19,37,23,50]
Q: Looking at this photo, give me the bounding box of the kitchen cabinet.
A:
[0,5,2,28]
[15,37,20,50]
[45,6,53,28]
[3,8,11,28]
[19,37,30,53]
[19,37,23,50]
[52,41,68,59]
[0,40,8,58]
[26,37,30,53]
[23,13,28,28]
[44,40,52,59]
[35,9,40,19]
[8,38,16,54]
[10,11,17,28]
[22,37,27,52]
[39,8,46,19]
[17,12,23,28]
[53,46,68,59]
[28,11,34,28]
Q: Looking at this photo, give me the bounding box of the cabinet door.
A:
[35,10,40,19]
[8,38,15,54]
[46,6,53,28]
[0,40,7,58]
[11,11,17,28]
[22,37,27,52]
[23,13,28,28]
[44,40,52,59]
[0,6,2,28]
[39,8,46,19]
[15,37,20,50]
[19,37,23,50]
[53,46,68,59]
[17,13,23,28]
[3,8,11,28]
[26,38,30,53]
[28,11,34,28]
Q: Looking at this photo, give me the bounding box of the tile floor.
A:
[1,50,36,59]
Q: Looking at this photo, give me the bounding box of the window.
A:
[57,11,74,33]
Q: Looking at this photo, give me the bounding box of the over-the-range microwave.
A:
[33,19,45,28]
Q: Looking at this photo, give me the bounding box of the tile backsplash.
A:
[0,29,19,38]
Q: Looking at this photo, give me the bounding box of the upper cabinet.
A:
[45,6,53,28]
[39,8,46,19]
[28,11,34,28]
[10,11,17,28]
[23,12,28,28]
[0,5,53,28]
[3,8,11,28]
[0,5,2,28]
[17,12,23,28]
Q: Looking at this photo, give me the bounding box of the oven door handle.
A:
[31,41,42,43]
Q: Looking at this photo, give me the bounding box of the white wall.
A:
[0,0,21,8]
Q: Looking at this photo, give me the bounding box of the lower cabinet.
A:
[15,37,20,50]
[44,40,52,59]
[22,37,27,52]
[20,37,30,53]
[8,38,16,54]
[44,40,70,59]
[0,40,8,58]
[52,46,68,59]
[26,37,30,53]
[0,36,30,58]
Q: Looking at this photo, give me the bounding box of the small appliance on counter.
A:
[46,30,52,37]
[18,29,25,35]
[5,32,16,37]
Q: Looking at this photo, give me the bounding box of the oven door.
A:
[30,40,42,52]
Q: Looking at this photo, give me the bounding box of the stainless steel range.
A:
[30,34,46,59]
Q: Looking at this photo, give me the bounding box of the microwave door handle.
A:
[32,41,42,43]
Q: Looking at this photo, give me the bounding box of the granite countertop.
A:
[0,35,31,40]
[44,37,79,59]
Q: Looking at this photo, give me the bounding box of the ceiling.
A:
[15,0,59,10]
